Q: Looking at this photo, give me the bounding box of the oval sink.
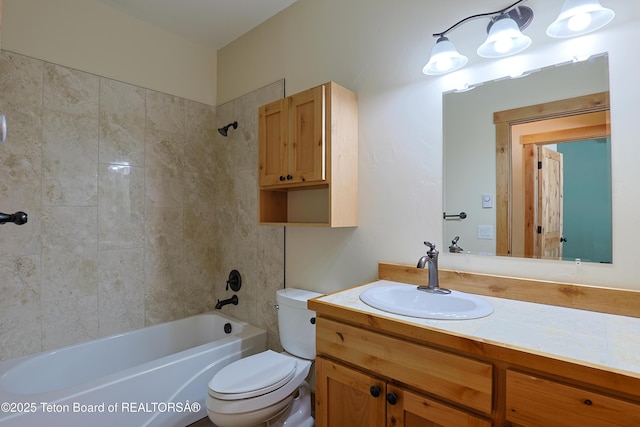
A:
[359,283,493,320]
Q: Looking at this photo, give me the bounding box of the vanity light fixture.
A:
[423,0,533,75]
[546,0,615,38]
[423,0,615,75]
[477,11,532,58]
[422,36,468,75]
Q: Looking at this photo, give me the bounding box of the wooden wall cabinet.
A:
[258,82,358,227]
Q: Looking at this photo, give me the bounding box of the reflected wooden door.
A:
[537,146,563,259]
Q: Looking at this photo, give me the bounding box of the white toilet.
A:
[206,288,322,427]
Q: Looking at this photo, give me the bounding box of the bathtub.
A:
[0,312,266,427]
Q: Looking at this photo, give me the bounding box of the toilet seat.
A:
[207,351,311,416]
[208,350,296,400]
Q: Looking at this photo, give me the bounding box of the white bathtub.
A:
[0,312,266,427]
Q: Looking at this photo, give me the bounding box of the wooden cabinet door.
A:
[387,385,491,427]
[315,357,386,427]
[506,370,640,427]
[287,85,325,184]
[258,98,287,186]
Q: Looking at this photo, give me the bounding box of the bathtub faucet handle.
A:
[225,270,242,291]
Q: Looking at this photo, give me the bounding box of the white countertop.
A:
[318,280,640,377]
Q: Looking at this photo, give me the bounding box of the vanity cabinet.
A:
[506,370,640,426]
[314,317,493,427]
[258,81,358,227]
[315,357,385,427]
[316,357,490,427]
[310,267,640,427]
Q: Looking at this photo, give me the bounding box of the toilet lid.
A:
[209,350,297,400]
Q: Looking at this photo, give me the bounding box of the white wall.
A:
[218,0,640,293]
[2,0,217,105]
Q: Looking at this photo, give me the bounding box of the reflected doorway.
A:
[495,92,612,262]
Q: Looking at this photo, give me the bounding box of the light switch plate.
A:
[482,194,492,208]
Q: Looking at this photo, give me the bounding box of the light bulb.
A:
[435,57,453,72]
[494,37,514,54]
[568,12,592,32]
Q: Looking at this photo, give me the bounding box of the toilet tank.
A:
[276,288,323,360]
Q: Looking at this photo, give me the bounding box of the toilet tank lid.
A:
[276,288,323,308]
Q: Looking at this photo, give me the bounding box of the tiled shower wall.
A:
[0,49,285,361]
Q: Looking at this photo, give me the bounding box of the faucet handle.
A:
[423,241,436,251]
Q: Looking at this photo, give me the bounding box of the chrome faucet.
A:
[448,236,463,253]
[417,241,451,294]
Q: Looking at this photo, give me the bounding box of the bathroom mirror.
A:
[443,54,612,263]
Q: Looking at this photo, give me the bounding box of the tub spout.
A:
[215,295,238,309]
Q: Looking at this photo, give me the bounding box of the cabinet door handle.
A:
[369,386,381,398]
[386,392,398,405]
[287,174,293,180]
[279,176,285,181]
[584,399,593,406]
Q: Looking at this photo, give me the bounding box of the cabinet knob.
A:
[287,174,293,180]
[386,392,398,405]
[369,386,381,398]
[279,176,285,181]
[584,399,593,406]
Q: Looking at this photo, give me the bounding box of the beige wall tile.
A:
[0,51,286,362]
[99,78,146,166]
[144,205,184,325]
[42,294,98,350]
[145,127,184,208]
[42,110,98,206]
[0,255,42,360]
[0,50,44,112]
[146,90,184,134]
[43,62,99,118]
[98,248,145,336]
[98,163,144,250]
[41,206,97,301]
[0,107,42,257]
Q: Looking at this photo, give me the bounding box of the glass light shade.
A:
[477,15,532,58]
[423,36,468,75]
[547,0,615,38]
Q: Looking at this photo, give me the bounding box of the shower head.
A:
[218,121,238,137]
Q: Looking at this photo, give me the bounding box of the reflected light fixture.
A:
[546,0,615,38]
[423,0,615,76]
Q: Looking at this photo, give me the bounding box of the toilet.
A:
[206,288,322,427]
